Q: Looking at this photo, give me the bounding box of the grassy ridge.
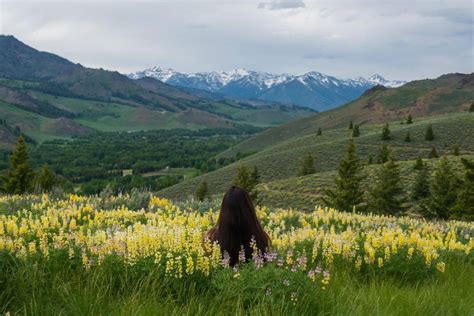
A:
[159,113,474,201]
[220,73,473,158]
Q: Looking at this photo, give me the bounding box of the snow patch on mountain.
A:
[128,67,405,90]
[127,67,406,111]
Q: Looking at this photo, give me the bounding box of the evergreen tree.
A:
[250,165,260,188]
[404,131,411,142]
[426,156,458,219]
[469,102,474,112]
[323,139,363,212]
[349,120,353,129]
[452,145,460,156]
[233,165,252,190]
[34,164,56,193]
[377,144,391,164]
[367,158,404,215]
[425,124,434,141]
[411,160,430,201]
[368,155,374,165]
[298,153,316,176]
[195,181,208,202]
[452,158,474,220]
[428,146,438,159]
[381,123,391,140]
[233,165,260,201]
[413,156,424,170]
[4,136,33,194]
[352,125,360,137]
[317,127,322,136]
[407,114,413,124]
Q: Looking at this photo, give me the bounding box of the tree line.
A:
[0,127,261,195]
[322,138,473,220]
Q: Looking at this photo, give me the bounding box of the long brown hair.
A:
[206,186,270,266]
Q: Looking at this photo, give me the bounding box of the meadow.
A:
[1,194,473,315]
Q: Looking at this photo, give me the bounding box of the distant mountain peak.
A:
[367,74,405,88]
[127,66,406,110]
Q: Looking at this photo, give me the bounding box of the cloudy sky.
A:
[1,0,472,80]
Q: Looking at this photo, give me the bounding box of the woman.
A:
[205,186,270,266]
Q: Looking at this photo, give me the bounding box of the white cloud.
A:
[0,0,472,80]
[258,0,306,10]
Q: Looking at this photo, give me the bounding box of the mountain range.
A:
[128,67,406,111]
[0,35,314,148]
[158,72,474,201]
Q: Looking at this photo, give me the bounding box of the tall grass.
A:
[1,253,472,315]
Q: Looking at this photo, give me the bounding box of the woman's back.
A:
[206,186,270,266]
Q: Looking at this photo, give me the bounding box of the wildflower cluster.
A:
[0,194,473,292]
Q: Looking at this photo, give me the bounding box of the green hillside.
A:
[158,112,474,200]
[0,78,312,141]
[220,73,473,158]
[0,36,313,144]
[255,155,472,211]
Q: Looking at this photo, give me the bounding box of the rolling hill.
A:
[0,35,314,144]
[158,75,474,203]
[219,73,474,158]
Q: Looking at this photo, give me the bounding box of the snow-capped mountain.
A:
[128,67,405,111]
[367,74,406,88]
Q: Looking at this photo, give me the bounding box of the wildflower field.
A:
[1,194,473,315]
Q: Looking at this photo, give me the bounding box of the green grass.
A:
[0,100,67,142]
[142,167,200,180]
[1,253,472,315]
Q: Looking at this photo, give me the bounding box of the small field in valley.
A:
[0,194,473,315]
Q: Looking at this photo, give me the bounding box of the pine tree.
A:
[317,128,322,136]
[349,120,353,130]
[411,160,430,201]
[377,144,391,164]
[298,153,316,176]
[196,181,208,202]
[469,102,474,112]
[4,136,33,194]
[368,155,374,165]
[407,114,413,124]
[452,158,474,220]
[452,145,460,156]
[233,165,251,190]
[34,165,56,193]
[425,124,434,141]
[414,156,424,170]
[428,146,438,159]
[381,123,391,140]
[352,125,360,137]
[250,165,260,188]
[367,158,404,215]
[426,156,458,219]
[404,131,411,142]
[233,165,260,201]
[323,139,363,212]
